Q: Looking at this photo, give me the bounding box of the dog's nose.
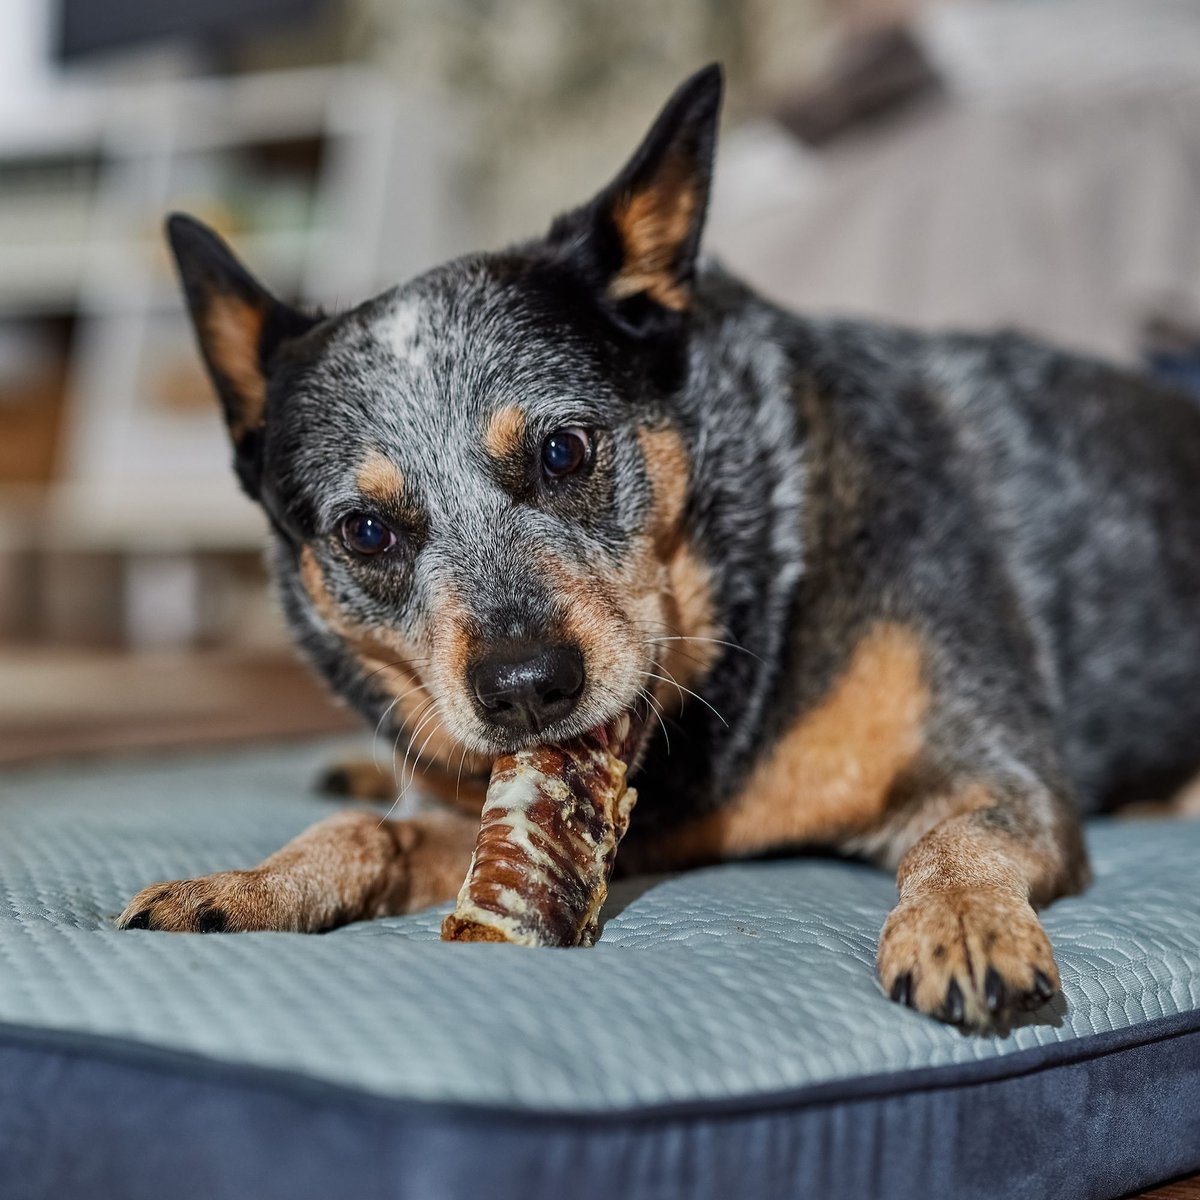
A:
[470,641,585,733]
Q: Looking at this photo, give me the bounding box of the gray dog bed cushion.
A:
[1,742,1199,1200]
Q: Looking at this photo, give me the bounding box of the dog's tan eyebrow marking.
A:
[356,450,405,503]
[205,294,266,437]
[483,405,527,460]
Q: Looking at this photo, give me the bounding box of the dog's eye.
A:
[540,428,591,480]
[340,512,396,557]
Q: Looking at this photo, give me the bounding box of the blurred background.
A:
[3,0,1200,764]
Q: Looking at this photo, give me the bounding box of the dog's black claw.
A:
[984,967,1005,1014]
[1032,969,1056,1003]
[890,972,913,1007]
[943,978,965,1025]
[319,767,351,795]
[196,906,229,934]
[123,909,152,930]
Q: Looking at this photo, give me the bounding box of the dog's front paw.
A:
[117,870,309,933]
[877,889,1060,1029]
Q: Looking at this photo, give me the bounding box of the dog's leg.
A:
[1117,769,1200,818]
[317,757,489,815]
[877,784,1088,1027]
[317,759,399,801]
[117,810,477,933]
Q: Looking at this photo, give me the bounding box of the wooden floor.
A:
[0,646,357,764]
[1138,1180,1200,1199]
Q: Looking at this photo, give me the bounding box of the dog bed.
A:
[1,742,1198,1200]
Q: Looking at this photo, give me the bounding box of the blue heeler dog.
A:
[119,65,1200,1030]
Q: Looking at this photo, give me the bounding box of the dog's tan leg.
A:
[317,759,399,802]
[877,796,1088,1028]
[117,810,477,933]
[1117,768,1200,819]
[1176,773,1200,816]
[317,757,489,815]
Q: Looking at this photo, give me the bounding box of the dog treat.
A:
[441,720,637,947]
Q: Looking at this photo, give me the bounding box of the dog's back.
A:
[924,331,1200,809]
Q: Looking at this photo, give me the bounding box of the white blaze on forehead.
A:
[382,297,427,368]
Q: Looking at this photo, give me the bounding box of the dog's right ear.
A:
[166,214,317,498]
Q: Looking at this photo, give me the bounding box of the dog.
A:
[118,64,1200,1030]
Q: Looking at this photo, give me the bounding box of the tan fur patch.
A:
[645,623,930,865]
[300,545,339,625]
[482,405,526,460]
[355,450,405,505]
[117,810,479,932]
[656,541,720,696]
[638,427,689,552]
[608,155,697,311]
[205,293,266,437]
[896,812,1033,900]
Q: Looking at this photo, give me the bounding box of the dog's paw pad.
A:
[877,889,1061,1029]
[116,871,284,933]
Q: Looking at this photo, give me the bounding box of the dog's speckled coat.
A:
[119,66,1200,1031]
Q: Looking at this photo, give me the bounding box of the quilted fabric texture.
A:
[1,741,1199,1112]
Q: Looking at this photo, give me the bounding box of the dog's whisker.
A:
[454,743,471,812]
[380,697,438,824]
[641,669,730,728]
[413,720,445,779]
[639,629,764,665]
[371,696,404,775]
[361,657,433,686]
[394,703,448,805]
[369,673,435,774]
[635,684,671,755]
[374,679,432,734]
[401,703,441,780]
[641,639,717,674]
[389,700,425,774]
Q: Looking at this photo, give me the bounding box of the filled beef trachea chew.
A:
[441,720,637,947]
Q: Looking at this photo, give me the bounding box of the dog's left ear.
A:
[548,63,723,333]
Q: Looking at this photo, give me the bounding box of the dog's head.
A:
[169,66,724,769]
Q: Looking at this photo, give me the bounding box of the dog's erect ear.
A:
[166,213,317,497]
[548,64,723,332]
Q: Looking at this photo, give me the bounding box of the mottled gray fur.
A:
[161,64,1200,1027]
